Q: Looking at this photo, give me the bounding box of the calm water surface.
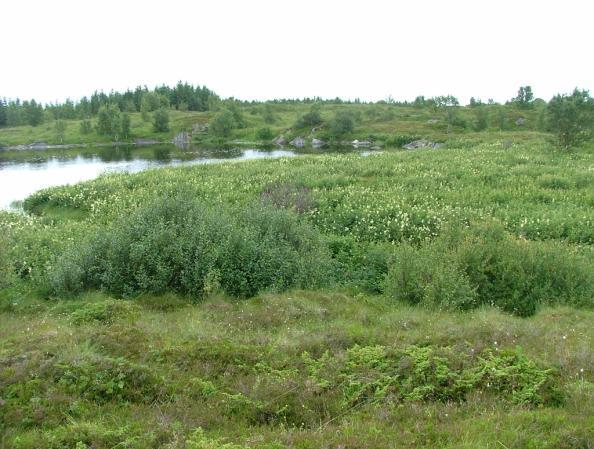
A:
[0,144,381,210]
[0,145,298,210]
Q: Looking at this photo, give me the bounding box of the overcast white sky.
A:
[1,0,592,105]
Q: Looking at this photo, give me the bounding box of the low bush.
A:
[50,196,334,298]
[54,355,165,404]
[383,222,594,316]
[63,299,140,325]
[304,344,560,407]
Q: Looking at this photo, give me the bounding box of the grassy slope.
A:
[0,103,541,147]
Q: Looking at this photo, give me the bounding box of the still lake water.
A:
[0,144,379,210]
[0,145,299,210]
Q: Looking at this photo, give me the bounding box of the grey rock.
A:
[352,139,371,147]
[515,117,526,126]
[29,142,49,150]
[402,139,442,150]
[427,119,439,124]
[290,136,306,148]
[311,138,325,147]
[273,135,287,146]
[172,132,191,148]
[135,138,159,146]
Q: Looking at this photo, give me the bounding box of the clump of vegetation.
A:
[152,108,169,132]
[328,110,355,138]
[547,88,594,148]
[210,108,236,137]
[306,343,560,407]
[295,103,322,129]
[50,196,334,298]
[383,222,594,316]
[53,355,166,403]
[255,127,273,141]
[54,298,140,325]
[96,104,121,139]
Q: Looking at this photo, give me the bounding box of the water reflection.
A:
[0,144,380,210]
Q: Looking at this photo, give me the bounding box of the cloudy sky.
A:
[2,0,592,104]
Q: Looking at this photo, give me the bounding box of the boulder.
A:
[134,138,159,145]
[290,137,306,148]
[402,139,442,150]
[311,138,325,147]
[172,132,191,148]
[273,135,287,146]
[352,140,371,147]
[515,117,526,126]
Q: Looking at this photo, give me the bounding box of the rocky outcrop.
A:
[135,138,159,146]
[352,140,371,147]
[273,135,287,146]
[290,137,306,148]
[172,132,191,148]
[402,139,443,150]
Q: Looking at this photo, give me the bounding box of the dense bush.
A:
[547,88,594,148]
[50,196,334,298]
[384,222,594,316]
[255,127,273,141]
[152,108,170,132]
[328,110,355,137]
[295,104,322,128]
[210,109,236,137]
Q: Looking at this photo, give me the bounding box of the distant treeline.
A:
[0,82,218,127]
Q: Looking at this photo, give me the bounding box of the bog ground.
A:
[1,132,593,448]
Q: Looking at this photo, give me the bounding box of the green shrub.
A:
[54,356,165,404]
[475,349,562,405]
[331,344,560,407]
[152,108,169,133]
[50,196,334,298]
[547,88,594,148]
[210,109,236,137]
[384,222,594,316]
[64,299,140,325]
[295,104,322,128]
[328,110,355,138]
[255,127,273,141]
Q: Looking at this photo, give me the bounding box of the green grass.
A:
[0,291,592,448]
[1,123,593,447]
[0,102,544,147]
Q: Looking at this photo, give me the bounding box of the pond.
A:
[0,144,378,210]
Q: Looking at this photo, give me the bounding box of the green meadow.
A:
[1,123,593,448]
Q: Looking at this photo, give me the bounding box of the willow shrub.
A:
[50,196,334,298]
[384,222,594,316]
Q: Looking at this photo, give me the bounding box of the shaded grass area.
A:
[1,291,592,448]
